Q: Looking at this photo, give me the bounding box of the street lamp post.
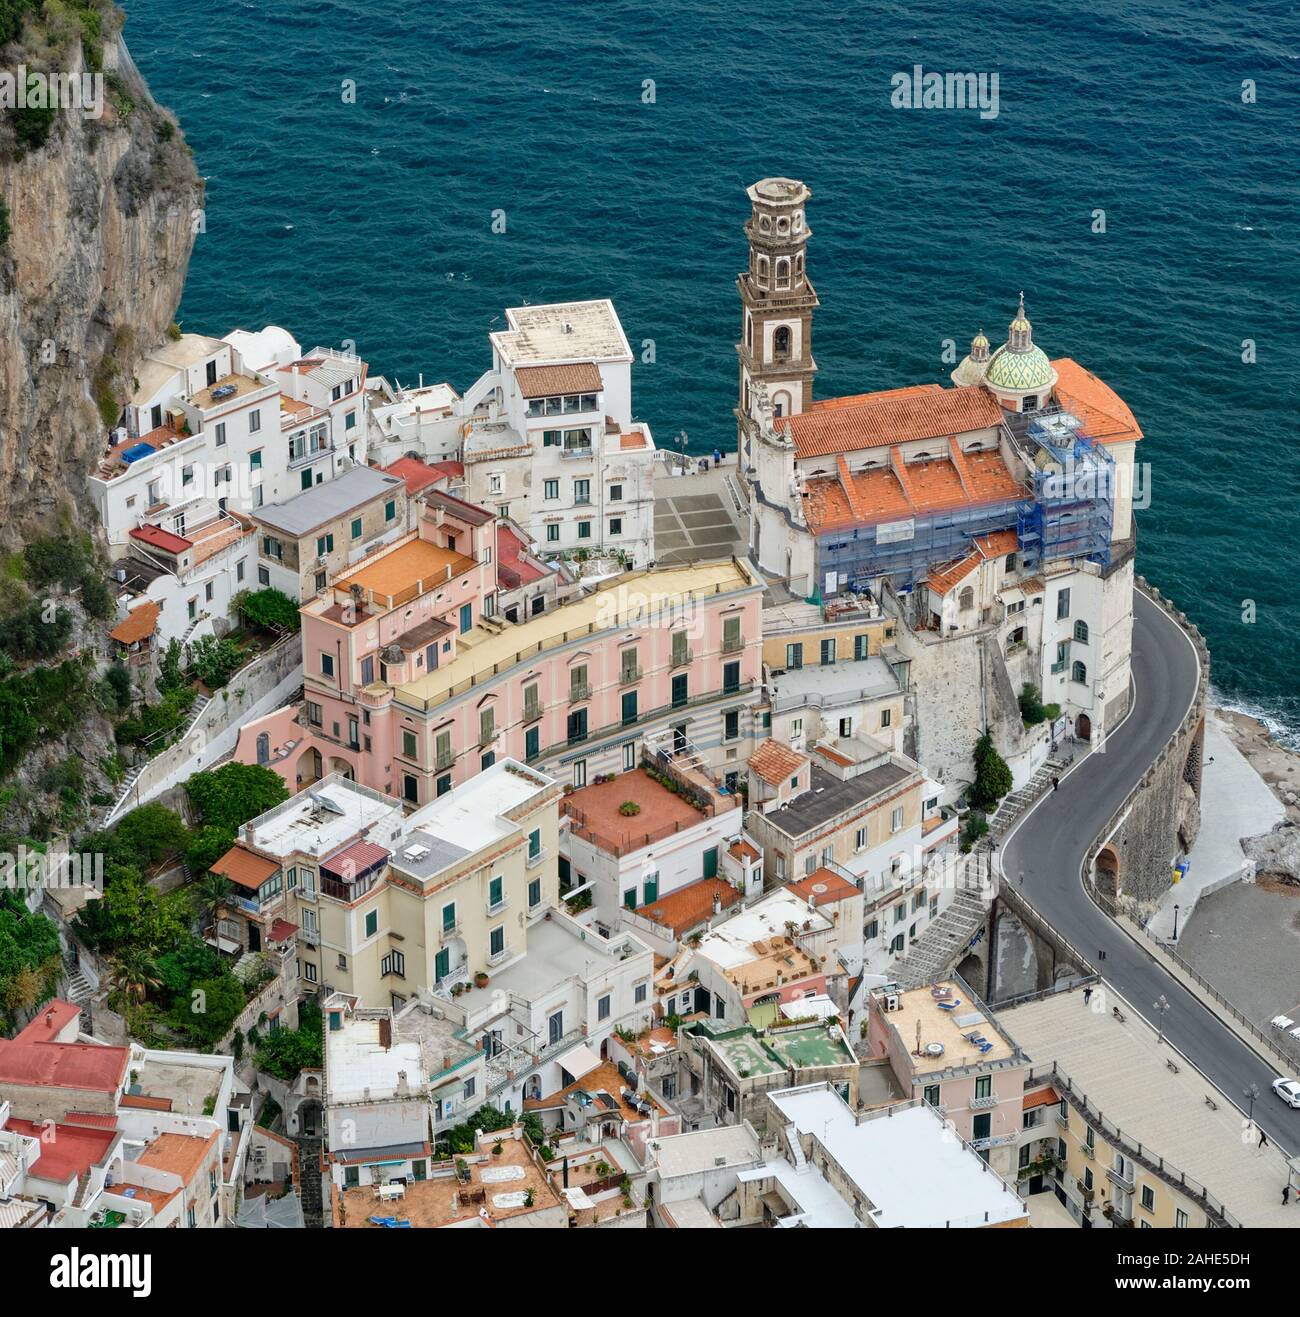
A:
[1172,904,1180,939]
[1153,995,1170,1044]
[1245,1083,1260,1125]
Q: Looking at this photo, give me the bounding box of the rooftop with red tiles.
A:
[782,384,1004,458]
[750,739,809,787]
[637,877,742,937]
[804,448,1026,535]
[1051,358,1143,445]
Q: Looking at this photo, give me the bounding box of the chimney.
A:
[442,1055,451,1072]
[712,894,722,915]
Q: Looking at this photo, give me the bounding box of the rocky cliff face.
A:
[0,10,200,546]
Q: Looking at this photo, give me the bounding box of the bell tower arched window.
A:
[775,258,790,290]
[772,325,791,361]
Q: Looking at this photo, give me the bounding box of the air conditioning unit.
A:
[884,993,901,1012]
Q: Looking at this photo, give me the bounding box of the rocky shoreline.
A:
[1215,706,1300,883]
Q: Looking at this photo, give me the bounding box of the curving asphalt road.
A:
[1002,588,1300,1156]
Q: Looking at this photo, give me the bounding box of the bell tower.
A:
[736,176,818,463]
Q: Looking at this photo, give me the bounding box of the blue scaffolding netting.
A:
[814,410,1114,595]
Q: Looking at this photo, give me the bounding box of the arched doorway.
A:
[1096,845,1120,899]
[1075,713,1092,742]
[294,746,323,790]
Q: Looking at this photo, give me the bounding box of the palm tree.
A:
[108,946,160,1005]
[193,872,233,942]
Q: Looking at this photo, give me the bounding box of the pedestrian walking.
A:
[1083,986,1093,1006]
[1052,777,1060,792]
[1260,1130,1268,1149]
[1283,1185,1290,1205]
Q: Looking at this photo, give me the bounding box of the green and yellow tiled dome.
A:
[983,292,1056,393]
[984,342,1054,390]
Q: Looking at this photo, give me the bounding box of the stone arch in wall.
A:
[955,949,987,998]
[1096,844,1120,900]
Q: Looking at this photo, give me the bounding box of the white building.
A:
[456,299,656,568]
[735,1084,1029,1228]
[92,327,373,645]
[560,767,747,930]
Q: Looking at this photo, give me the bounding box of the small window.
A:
[1072,660,1088,685]
[1073,619,1089,644]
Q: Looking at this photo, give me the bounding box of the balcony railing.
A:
[620,665,642,685]
[1107,1163,1135,1192]
[969,1094,998,1111]
[522,702,543,724]
[486,897,509,917]
[669,648,693,669]
[436,750,455,770]
[558,446,594,460]
[569,683,591,703]
[721,635,745,654]
[486,943,512,966]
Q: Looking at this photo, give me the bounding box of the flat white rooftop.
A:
[247,775,404,860]
[492,299,632,366]
[769,1086,1027,1228]
[650,1123,761,1181]
[326,1013,426,1106]
[696,888,833,973]
[405,759,553,857]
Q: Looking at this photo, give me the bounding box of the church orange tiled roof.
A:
[782,385,1004,459]
[1051,358,1143,444]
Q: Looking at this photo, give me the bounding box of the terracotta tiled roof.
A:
[130,523,191,554]
[619,429,648,450]
[64,1111,120,1130]
[109,602,162,645]
[1051,358,1143,445]
[787,868,860,907]
[729,838,759,863]
[210,845,280,891]
[782,385,1004,459]
[321,838,389,878]
[638,878,742,937]
[1023,1086,1060,1111]
[975,529,1019,559]
[927,550,980,595]
[384,456,445,495]
[514,362,603,398]
[120,1093,173,1112]
[804,449,1026,535]
[269,919,298,944]
[750,739,808,787]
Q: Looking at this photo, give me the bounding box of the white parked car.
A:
[1272,1078,1300,1109]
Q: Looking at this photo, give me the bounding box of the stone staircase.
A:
[985,754,1071,845]
[895,882,991,989]
[105,692,210,823]
[63,957,94,1008]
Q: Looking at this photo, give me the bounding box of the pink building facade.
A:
[239,539,766,809]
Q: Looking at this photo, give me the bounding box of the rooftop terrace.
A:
[395,558,758,711]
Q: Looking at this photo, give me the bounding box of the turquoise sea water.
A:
[124,0,1300,743]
